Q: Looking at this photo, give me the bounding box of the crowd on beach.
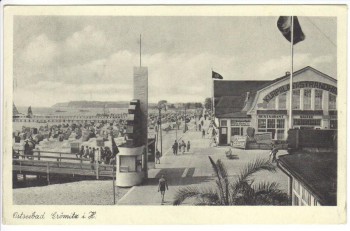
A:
[13,117,128,145]
[14,108,203,145]
[77,145,117,165]
[13,108,205,166]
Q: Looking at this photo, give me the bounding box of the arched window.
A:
[278,93,287,109]
[303,89,312,110]
[267,97,276,109]
[315,89,323,110]
[329,93,336,110]
[292,89,300,109]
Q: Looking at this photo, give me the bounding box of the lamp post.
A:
[158,107,163,156]
[184,104,187,133]
[175,115,178,141]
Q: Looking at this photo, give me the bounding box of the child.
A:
[187,141,191,152]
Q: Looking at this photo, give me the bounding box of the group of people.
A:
[154,140,192,164]
[78,145,116,165]
[172,140,190,155]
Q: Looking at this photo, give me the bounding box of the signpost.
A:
[231,135,248,149]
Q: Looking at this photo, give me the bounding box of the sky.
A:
[13,16,337,107]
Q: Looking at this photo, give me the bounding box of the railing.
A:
[14,149,81,161]
[13,150,115,182]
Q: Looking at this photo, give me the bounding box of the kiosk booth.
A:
[116,144,144,187]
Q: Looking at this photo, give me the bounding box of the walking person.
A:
[83,145,89,158]
[158,175,169,204]
[105,147,112,164]
[270,144,279,163]
[96,147,101,164]
[100,147,106,164]
[78,145,84,159]
[24,140,30,158]
[89,147,95,170]
[212,127,217,138]
[174,140,178,155]
[198,123,201,132]
[172,140,178,155]
[202,129,205,138]
[187,141,191,152]
[210,137,217,147]
[178,140,182,154]
[181,140,186,154]
[156,149,161,164]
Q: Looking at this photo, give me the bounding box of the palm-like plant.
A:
[173,157,289,206]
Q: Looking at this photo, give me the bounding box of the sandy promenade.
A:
[13,180,130,205]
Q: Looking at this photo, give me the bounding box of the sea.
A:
[13,106,129,132]
[17,106,128,117]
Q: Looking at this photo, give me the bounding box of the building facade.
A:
[214,66,337,145]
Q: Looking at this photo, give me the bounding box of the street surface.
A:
[118,117,289,205]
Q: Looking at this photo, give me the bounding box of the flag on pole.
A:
[212,71,223,79]
[277,16,305,44]
[111,134,119,156]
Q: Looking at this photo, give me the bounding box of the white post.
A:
[288,16,294,129]
[212,79,215,117]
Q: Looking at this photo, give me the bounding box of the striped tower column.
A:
[133,67,148,178]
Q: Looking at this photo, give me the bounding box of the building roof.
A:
[214,66,336,118]
[256,66,337,93]
[278,152,337,205]
[214,80,270,98]
[214,81,268,117]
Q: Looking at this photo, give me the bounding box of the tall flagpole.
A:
[288,16,294,129]
[140,34,142,67]
[211,68,215,117]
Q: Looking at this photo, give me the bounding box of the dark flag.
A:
[111,134,119,156]
[277,16,305,45]
[212,71,223,79]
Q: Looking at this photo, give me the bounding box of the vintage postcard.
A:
[1,3,347,225]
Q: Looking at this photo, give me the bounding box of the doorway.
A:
[219,127,228,145]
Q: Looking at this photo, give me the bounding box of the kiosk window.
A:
[120,156,137,172]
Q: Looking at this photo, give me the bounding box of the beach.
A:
[13,179,130,205]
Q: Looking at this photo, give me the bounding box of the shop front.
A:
[256,114,286,140]
[215,66,337,145]
[218,118,251,145]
